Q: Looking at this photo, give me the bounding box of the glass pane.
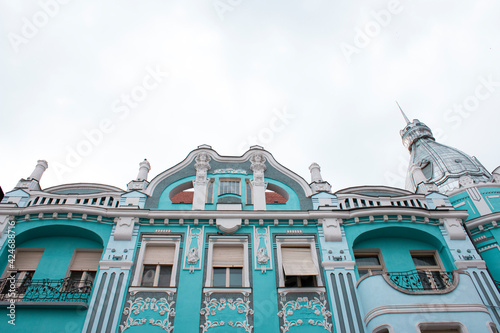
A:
[357,269,369,277]
[141,265,156,287]
[69,271,84,282]
[213,268,226,287]
[355,255,380,266]
[158,265,172,287]
[284,275,299,288]
[299,275,315,287]
[412,255,437,267]
[85,271,96,283]
[229,268,242,287]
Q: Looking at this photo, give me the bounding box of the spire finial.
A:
[396,101,410,125]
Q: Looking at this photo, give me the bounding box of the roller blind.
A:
[212,246,244,267]
[281,247,318,276]
[70,251,102,271]
[14,250,43,271]
[143,246,175,265]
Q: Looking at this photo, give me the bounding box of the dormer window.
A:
[219,179,240,195]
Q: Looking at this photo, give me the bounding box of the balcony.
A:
[356,270,490,332]
[386,269,454,292]
[0,277,93,307]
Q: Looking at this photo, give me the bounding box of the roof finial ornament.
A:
[396,101,410,125]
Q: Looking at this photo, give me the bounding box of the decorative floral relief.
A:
[200,295,254,332]
[277,296,332,333]
[120,297,176,332]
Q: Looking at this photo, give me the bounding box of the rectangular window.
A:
[281,247,318,287]
[206,180,214,204]
[206,237,249,288]
[66,250,102,292]
[245,180,253,205]
[411,250,449,290]
[1,249,43,296]
[276,237,322,288]
[219,179,241,195]
[132,235,181,289]
[211,245,244,287]
[354,249,384,277]
[141,246,175,287]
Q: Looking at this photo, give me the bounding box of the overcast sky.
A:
[1,1,499,194]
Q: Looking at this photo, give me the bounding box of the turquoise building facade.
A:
[0,117,499,332]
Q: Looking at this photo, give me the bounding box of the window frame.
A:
[218,178,241,196]
[65,249,102,292]
[132,235,181,288]
[206,178,215,204]
[205,236,249,288]
[353,249,385,278]
[410,250,444,271]
[1,248,44,297]
[417,321,467,333]
[276,236,323,288]
[410,250,448,290]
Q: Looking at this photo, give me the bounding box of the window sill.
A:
[128,287,177,294]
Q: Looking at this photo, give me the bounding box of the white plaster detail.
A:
[321,261,355,270]
[193,153,211,210]
[183,226,204,272]
[459,175,475,187]
[216,218,242,233]
[442,217,466,240]
[309,163,332,193]
[200,293,254,333]
[187,248,200,265]
[277,295,332,333]
[114,217,137,241]
[120,296,176,332]
[29,160,48,181]
[321,218,342,242]
[98,261,134,270]
[213,168,247,175]
[465,187,493,216]
[253,226,272,272]
[217,203,242,211]
[454,260,487,269]
[250,153,267,211]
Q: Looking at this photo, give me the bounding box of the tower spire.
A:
[396,101,410,125]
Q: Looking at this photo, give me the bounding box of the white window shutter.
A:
[14,250,43,271]
[281,247,318,276]
[70,251,102,271]
[143,246,175,265]
[212,246,244,267]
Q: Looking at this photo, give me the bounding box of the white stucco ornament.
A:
[216,218,242,233]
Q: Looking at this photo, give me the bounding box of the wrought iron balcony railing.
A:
[386,270,453,291]
[0,278,93,303]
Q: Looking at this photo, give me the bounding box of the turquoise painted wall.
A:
[479,188,500,212]
[0,221,110,333]
[156,175,301,211]
[449,192,481,220]
[345,223,455,277]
